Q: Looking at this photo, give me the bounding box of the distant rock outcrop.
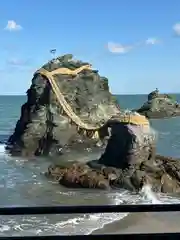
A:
[136,89,180,118]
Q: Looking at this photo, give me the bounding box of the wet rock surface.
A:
[45,120,180,194]
[136,89,180,119]
[45,161,110,190]
[45,154,180,193]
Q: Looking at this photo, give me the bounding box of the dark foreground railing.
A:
[1,204,180,239]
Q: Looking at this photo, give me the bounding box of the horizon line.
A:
[0,92,180,96]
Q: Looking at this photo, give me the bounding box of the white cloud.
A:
[4,20,22,31]
[173,23,180,36]
[145,38,160,45]
[107,37,160,54]
[7,58,30,66]
[107,42,133,54]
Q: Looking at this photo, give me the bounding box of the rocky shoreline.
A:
[6,54,180,194]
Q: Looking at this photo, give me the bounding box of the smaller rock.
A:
[136,89,180,119]
[101,166,120,181]
[46,162,110,189]
[160,174,179,193]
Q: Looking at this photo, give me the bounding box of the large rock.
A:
[6,54,121,156]
[45,119,180,194]
[45,155,180,193]
[136,89,180,119]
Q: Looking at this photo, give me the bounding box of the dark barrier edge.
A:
[0,233,180,240]
[1,204,180,215]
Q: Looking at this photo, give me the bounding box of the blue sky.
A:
[0,0,180,95]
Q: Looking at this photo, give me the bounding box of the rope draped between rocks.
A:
[35,65,150,140]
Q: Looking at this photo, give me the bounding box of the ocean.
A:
[0,94,180,236]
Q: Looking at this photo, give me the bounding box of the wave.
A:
[50,184,170,235]
[0,144,5,155]
[0,143,180,236]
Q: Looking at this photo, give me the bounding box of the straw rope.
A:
[35,65,150,139]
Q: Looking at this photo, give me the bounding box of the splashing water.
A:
[0,143,180,236]
[0,144,5,155]
[140,184,161,204]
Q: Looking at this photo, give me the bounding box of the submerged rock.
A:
[6,54,121,156]
[136,89,180,119]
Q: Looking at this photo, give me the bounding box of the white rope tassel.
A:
[92,131,99,139]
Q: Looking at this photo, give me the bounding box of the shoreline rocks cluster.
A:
[45,153,180,193]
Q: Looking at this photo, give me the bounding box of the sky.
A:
[1,0,180,95]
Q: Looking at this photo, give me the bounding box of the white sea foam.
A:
[52,185,158,235]
[44,185,180,235]
[53,192,129,235]
[0,185,180,236]
[0,144,5,155]
[0,143,180,236]
[140,184,161,204]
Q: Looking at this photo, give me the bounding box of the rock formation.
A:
[45,113,180,194]
[6,54,121,157]
[136,88,180,118]
[7,55,180,194]
[46,119,180,194]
